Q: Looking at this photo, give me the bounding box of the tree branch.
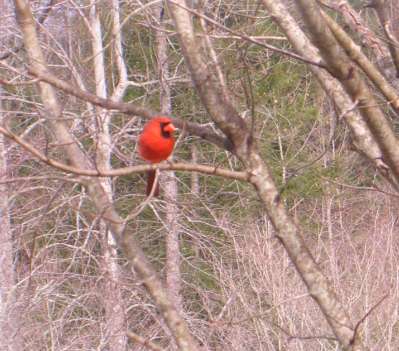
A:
[126,331,164,351]
[168,0,327,69]
[26,67,233,151]
[369,0,399,77]
[0,125,248,181]
[321,10,399,114]
[296,0,399,188]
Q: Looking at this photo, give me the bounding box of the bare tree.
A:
[2,0,399,350]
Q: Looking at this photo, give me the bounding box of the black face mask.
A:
[160,122,173,139]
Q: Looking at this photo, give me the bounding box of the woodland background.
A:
[1,0,399,350]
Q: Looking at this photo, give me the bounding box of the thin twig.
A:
[126,331,164,351]
[168,0,327,69]
[25,66,233,151]
[351,294,388,345]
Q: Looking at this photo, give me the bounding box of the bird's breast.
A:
[138,131,175,163]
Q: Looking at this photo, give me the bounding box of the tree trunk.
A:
[0,87,23,351]
[89,4,126,350]
[155,2,183,316]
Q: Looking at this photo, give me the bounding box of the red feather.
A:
[138,116,176,196]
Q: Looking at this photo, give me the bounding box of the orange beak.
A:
[164,123,177,133]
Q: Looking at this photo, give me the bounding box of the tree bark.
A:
[0,88,23,351]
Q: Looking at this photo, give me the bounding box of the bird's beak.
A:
[164,123,177,133]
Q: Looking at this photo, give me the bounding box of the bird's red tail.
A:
[146,170,159,196]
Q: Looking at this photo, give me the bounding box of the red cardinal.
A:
[138,116,176,196]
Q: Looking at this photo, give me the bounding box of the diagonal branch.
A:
[126,331,164,351]
[296,0,399,188]
[260,0,394,187]
[168,0,327,69]
[26,66,233,151]
[368,0,399,77]
[319,0,389,60]
[321,11,399,114]
[0,0,57,60]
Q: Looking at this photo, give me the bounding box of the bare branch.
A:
[352,294,389,343]
[296,0,399,188]
[126,331,164,351]
[260,0,388,180]
[369,0,399,77]
[318,0,390,59]
[168,0,327,69]
[321,11,399,113]
[0,124,248,181]
[0,0,57,60]
[25,67,233,151]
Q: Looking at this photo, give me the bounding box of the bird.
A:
[138,116,177,196]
